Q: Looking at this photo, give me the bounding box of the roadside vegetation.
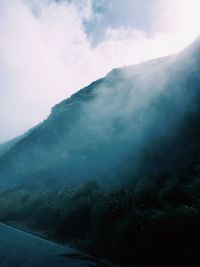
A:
[0,170,199,267]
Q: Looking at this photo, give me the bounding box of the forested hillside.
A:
[0,38,200,266]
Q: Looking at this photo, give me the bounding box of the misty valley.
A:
[0,37,200,267]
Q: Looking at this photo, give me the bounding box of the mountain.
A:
[0,37,200,189]
[0,127,37,158]
[0,138,21,158]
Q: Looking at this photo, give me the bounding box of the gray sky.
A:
[0,0,200,142]
[86,0,165,42]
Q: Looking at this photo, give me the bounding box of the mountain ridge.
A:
[0,38,200,189]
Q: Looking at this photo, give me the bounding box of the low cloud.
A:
[0,0,199,142]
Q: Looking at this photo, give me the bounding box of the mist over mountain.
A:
[0,37,200,190]
[0,37,200,267]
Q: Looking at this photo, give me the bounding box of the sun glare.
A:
[176,0,200,46]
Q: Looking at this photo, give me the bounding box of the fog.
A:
[1,0,200,142]
[1,35,200,190]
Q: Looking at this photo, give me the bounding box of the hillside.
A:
[0,38,200,190]
[0,127,37,158]
[0,38,200,267]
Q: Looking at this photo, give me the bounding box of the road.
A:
[0,223,103,267]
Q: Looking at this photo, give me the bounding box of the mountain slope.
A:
[0,138,21,158]
[0,127,38,158]
[0,38,200,189]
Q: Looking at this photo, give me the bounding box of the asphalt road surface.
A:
[0,223,103,267]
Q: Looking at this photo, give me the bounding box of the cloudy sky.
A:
[0,0,200,142]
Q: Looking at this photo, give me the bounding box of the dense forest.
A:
[0,38,200,266]
[0,164,199,266]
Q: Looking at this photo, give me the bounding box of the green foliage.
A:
[0,174,199,266]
